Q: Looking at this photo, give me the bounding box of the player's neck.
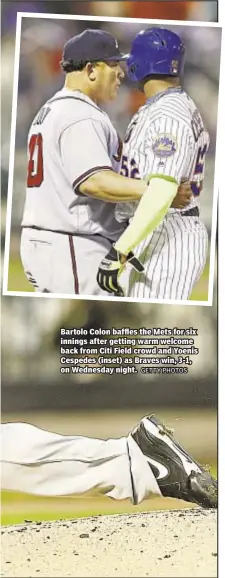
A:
[143,78,181,100]
[64,77,99,105]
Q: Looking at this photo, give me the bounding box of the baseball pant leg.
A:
[68,234,112,296]
[1,423,160,504]
[20,229,111,295]
[127,217,208,300]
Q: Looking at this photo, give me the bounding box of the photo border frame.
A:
[2,12,224,307]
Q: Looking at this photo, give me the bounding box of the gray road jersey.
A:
[22,89,125,241]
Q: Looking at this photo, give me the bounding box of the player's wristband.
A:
[145,173,177,185]
[114,175,178,256]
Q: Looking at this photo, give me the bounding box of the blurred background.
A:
[1,4,220,299]
[1,296,217,523]
[1,1,218,525]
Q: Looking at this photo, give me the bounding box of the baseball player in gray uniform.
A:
[97,28,209,300]
[1,415,217,508]
[20,29,191,295]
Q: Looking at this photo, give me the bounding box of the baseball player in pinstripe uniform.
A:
[20,29,191,295]
[97,28,209,300]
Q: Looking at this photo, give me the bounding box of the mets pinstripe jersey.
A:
[22,88,124,241]
[115,87,209,300]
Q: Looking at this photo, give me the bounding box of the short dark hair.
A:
[60,59,88,72]
[60,59,100,73]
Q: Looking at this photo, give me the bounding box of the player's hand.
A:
[171,181,192,209]
[96,245,144,296]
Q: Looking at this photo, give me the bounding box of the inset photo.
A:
[3,13,222,304]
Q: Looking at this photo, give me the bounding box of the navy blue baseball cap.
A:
[62,29,127,64]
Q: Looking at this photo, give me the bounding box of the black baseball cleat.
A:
[131,415,217,509]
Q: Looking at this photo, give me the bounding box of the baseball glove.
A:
[96,245,144,296]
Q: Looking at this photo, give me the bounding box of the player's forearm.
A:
[79,170,146,202]
[114,176,178,255]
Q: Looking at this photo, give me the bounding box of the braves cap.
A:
[62,29,127,64]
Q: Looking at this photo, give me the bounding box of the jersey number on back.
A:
[27,133,44,187]
[191,144,208,196]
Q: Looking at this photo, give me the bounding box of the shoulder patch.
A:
[152,133,177,157]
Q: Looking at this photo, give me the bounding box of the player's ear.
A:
[86,62,98,81]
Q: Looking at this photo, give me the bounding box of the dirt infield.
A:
[1,508,217,577]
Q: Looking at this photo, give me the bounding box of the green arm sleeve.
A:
[114,175,178,256]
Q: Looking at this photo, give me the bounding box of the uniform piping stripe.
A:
[47,95,105,116]
[73,166,112,192]
[68,235,79,294]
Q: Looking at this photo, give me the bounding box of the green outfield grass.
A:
[190,260,210,301]
[8,256,33,292]
[0,494,203,526]
[7,254,210,300]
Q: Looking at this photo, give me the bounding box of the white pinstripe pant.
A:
[127,214,208,300]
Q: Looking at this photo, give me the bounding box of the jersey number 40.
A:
[27,133,44,187]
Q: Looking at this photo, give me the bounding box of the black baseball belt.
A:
[181,207,199,217]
